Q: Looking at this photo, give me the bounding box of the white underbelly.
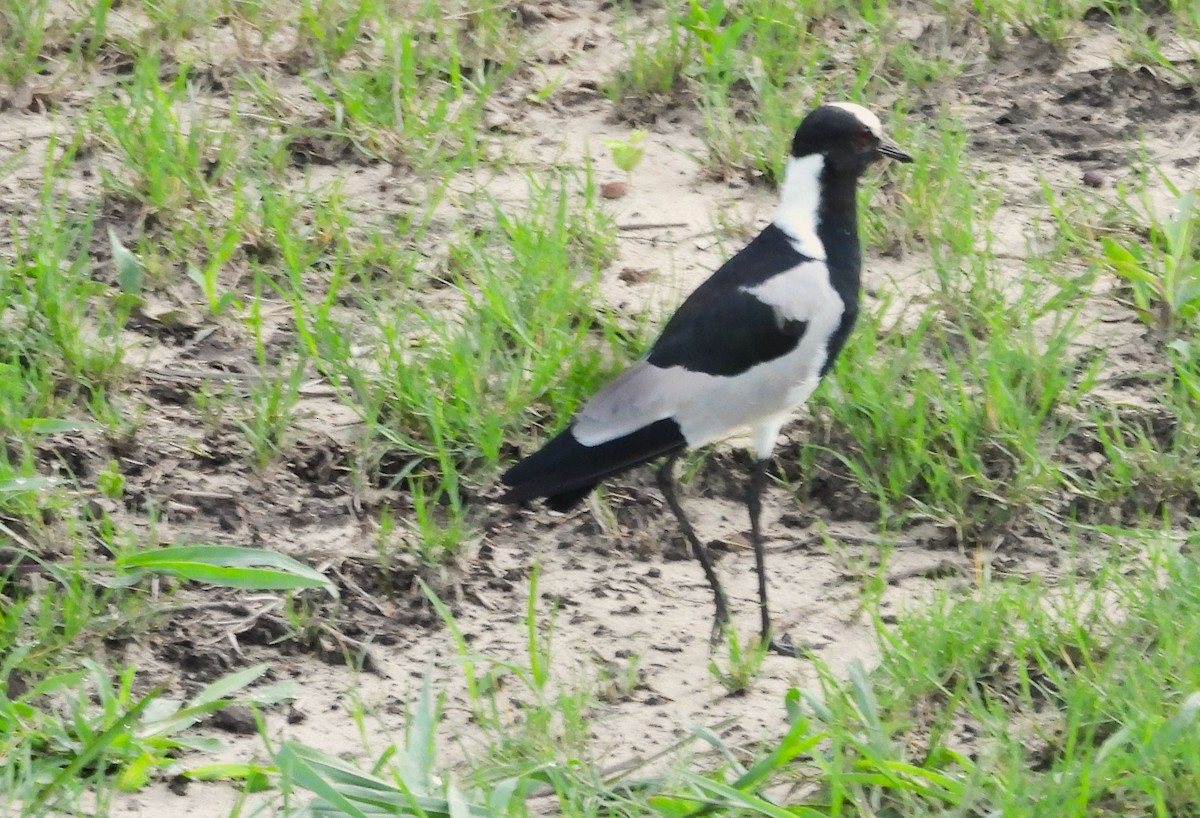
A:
[676,343,827,447]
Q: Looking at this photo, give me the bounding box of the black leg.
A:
[657,453,729,641]
[748,458,771,642]
[748,458,795,657]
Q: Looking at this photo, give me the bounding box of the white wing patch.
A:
[576,261,847,451]
[739,260,840,325]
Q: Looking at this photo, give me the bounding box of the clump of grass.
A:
[0,525,326,810]
[0,1,49,86]
[293,0,374,64]
[801,248,1095,541]
[1074,365,1200,524]
[135,0,224,43]
[1101,188,1200,342]
[608,1,961,183]
[294,172,622,488]
[293,0,525,168]
[708,626,769,695]
[95,56,243,216]
[862,545,1200,814]
[604,1,699,107]
[2,654,297,810]
[1,192,126,436]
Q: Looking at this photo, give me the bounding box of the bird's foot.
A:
[709,611,731,646]
[766,630,799,658]
[768,638,797,657]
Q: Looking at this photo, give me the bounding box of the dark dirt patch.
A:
[967,32,1200,170]
[285,130,374,167]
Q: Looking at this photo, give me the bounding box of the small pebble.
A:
[211,705,257,735]
[619,266,653,284]
[600,180,628,199]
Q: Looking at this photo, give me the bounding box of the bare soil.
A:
[2,2,1198,815]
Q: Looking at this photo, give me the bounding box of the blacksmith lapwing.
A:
[499,103,911,651]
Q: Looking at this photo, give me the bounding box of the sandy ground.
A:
[1,1,1198,815]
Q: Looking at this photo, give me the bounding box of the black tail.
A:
[499,418,686,511]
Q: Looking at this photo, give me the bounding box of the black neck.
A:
[816,166,863,305]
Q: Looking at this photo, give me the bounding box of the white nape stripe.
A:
[827,102,882,137]
[773,154,826,260]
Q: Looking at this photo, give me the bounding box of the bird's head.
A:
[791,102,912,175]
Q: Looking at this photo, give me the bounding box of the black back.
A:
[647,224,813,377]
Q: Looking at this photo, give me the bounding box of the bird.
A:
[498,102,911,652]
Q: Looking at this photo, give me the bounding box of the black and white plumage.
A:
[499,103,912,651]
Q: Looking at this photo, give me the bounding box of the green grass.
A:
[858,540,1200,815]
[238,544,1200,816]
[2,0,1200,814]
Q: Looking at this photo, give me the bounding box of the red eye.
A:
[855,129,872,142]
